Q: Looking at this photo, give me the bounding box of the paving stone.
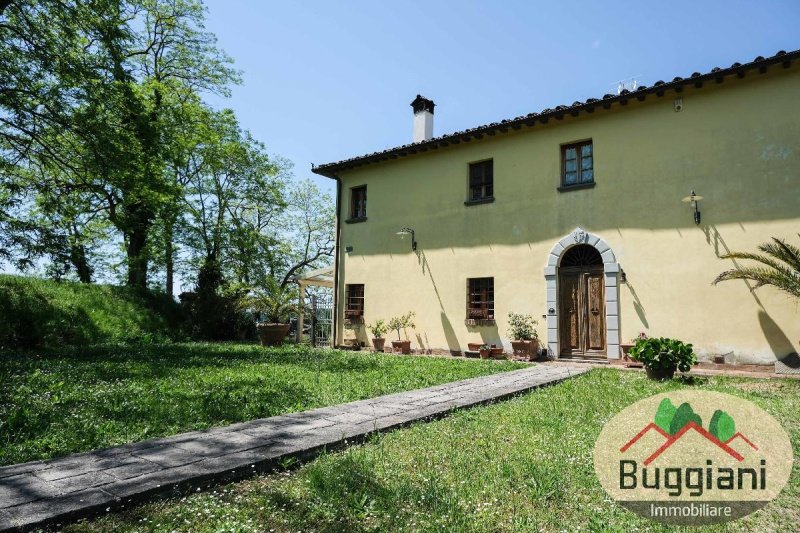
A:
[130,445,204,468]
[4,489,115,530]
[104,458,162,480]
[0,462,48,480]
[0,474,60,507]
[0,365,588,532]
[46,471,117,494]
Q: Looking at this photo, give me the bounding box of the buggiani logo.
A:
[593,391,792,526]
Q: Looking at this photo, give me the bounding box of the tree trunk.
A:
[69,243,92,283]
[164,219,174,296]
[126,227,149,289]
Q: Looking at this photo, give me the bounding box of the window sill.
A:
[557,182,595,192]
[345,217,367,224]
[464,196,495,206]
[465,318,496,327]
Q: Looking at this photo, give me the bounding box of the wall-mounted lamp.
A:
[681,190,703,225]
[396,227,417,251]
[620,269,627,284]
[345,245,354,254]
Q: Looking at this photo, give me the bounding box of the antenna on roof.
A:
[612,76,641,94]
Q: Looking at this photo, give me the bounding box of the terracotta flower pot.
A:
[392,340,411,354]
[372,338,386,352]
[490,347,504,357]
[511,339,541,361]
[479,348,491,359]
[467,342,483,351]
[256,323,290,347]
[645,366,676,381]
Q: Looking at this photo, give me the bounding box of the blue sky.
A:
[202,0,800,195]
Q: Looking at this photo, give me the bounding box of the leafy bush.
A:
[387,312,415,341]
[507,313,538,340]
[367,319,388,339]
[628,337,696,372]
[0,274,185,348]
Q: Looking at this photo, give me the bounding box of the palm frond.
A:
[714,235,800,299]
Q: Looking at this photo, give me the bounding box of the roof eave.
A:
[312,49,800,176]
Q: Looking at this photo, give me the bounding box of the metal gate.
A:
[310,294,333,347]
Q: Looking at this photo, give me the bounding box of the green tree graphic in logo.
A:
[652,398,738,442]
[709,409,737,442]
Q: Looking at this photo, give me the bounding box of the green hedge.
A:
[0,275,185,348]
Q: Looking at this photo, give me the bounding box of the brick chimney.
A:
[411,95,435,143]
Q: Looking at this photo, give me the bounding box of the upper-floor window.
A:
[468,160,493,202]
[345,284,364,321]
[349,186,367,220]
[466,277,494,320]
[561,141,593,188]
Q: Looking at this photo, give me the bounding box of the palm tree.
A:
[713,236,800,299]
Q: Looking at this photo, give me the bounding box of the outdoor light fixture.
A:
[396,227,417,251]
[681,190,703,225]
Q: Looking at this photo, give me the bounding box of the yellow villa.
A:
[312,50,800,368]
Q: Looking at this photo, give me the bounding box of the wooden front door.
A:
[559,267,606,356]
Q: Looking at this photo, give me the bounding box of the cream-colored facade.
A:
[314,56,800,365]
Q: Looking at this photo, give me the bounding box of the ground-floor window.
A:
[467,277,494,320]
[345,284,364,322]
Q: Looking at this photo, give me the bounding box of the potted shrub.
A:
[388,312,415,354]
[629,337,697,381]
[239,278,299,347]
[478,343,492,359]
[367,319,388,352]
[467,342,484,351]
[508,313,539,361]
[620,331,648,361]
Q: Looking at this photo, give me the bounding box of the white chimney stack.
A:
[411,95,435,143]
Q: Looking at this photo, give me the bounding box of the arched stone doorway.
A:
[543,228,621,359]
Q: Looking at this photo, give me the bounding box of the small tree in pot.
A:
[238,277,299,347]
[367,319,388,352]
[629,337,697,381]
[388,311,415,354]
[508,313,540,361]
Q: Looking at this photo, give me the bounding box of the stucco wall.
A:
[334,66,800,364]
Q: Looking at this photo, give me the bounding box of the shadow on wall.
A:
[704,224,764,307]
[418,250,462,352]
[467,323,501,348]
[623,279,649,330]
[758,310,795,360]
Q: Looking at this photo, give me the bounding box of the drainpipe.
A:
[331,174,342,348]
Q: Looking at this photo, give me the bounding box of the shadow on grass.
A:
[675,375,709,386]
[256,450,476,532]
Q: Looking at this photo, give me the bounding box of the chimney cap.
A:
[411,94,435,114]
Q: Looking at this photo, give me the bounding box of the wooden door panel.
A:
[559,272,581,353]
[585,272,605,351]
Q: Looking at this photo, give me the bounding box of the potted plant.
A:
[238,277,299,347]
[508,313,540,361]
[629,337,697,381]
[478,344,492,359]
[367,319,388,352]
[388,312,415,354]
[620,331,648,361]
[467,341,483,351]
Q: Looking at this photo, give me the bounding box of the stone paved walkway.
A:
[0,365,587,532]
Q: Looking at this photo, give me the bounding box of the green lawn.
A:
[0,343,526,466]
[69,368,800,533]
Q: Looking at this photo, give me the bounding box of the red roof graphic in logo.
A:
[725,432,759,451]
[621,421,756,466]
